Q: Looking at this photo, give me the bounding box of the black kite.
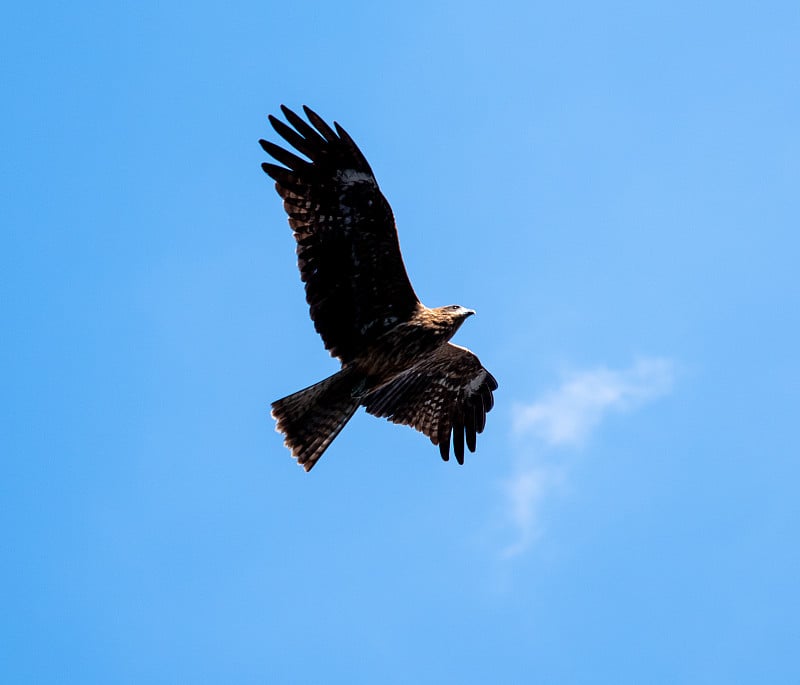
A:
[260,106,497,471]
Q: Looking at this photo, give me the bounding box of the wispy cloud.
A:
[501,357,675,558]
[513,358,675,447]
[500,466,564,559]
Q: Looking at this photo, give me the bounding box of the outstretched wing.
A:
[260,105,420,363]
[361,343,498,464]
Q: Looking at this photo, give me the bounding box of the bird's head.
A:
[431,304,476,333]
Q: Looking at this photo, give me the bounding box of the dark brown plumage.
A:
[261,106,497,471]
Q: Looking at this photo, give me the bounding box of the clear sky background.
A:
[2,1,799,682]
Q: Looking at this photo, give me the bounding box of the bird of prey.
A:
[260,106,497,471]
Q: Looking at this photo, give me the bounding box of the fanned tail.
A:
[271,368,362,471]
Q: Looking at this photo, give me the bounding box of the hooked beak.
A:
[464,308,476,318]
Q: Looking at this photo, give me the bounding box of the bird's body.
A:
[260,106,497,471]
[351,304,472,378]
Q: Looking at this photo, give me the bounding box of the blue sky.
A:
[2,0,799,682]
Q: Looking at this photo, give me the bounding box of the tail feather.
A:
[271,368,362,471]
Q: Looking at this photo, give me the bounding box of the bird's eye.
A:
[450,305,459,310]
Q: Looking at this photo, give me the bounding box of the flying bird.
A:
[260,106,497,471]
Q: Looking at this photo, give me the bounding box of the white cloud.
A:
[501,357,675,558]
[512,357,675,447]
[500,466,564,559]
